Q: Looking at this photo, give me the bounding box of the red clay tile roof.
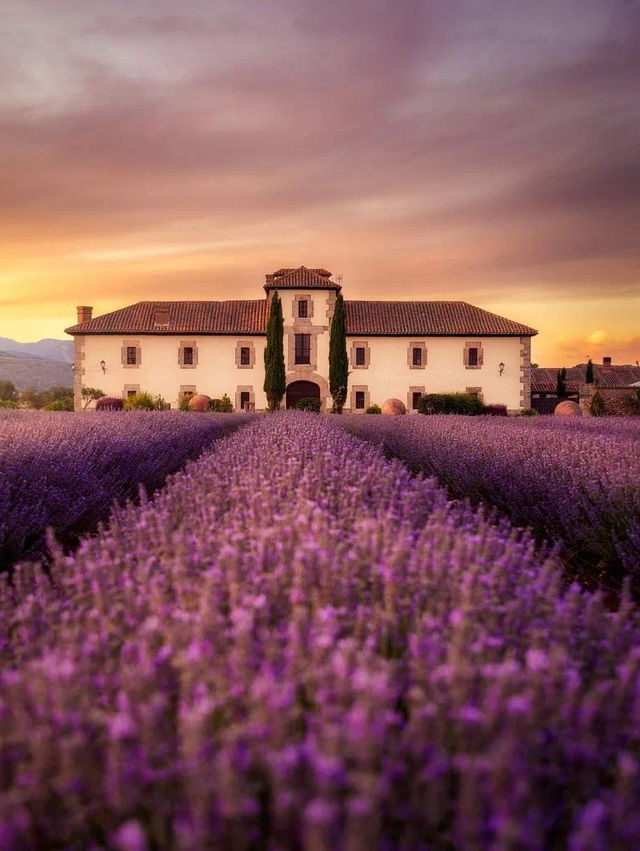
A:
[65,300,268,336]
[66,297,537,338]
[344,301,537,337]
[532,364,640,392]
[264,266,340,290]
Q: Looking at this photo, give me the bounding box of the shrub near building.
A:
[417,392,484,415]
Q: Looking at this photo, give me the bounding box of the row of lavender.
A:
[0,410,250,569]
[2,413,640,849]
[340,415,640,586]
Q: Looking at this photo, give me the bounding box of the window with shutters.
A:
[295,334,311,364]
[350,341,370,369]
[464,342,483,369]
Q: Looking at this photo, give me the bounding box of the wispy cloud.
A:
[0,0,638,358]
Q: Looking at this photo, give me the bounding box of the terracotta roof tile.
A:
[66,297,537,338]
[65,300,268,336]
[264,266,340,290]
[532,364,640,392]
[344,300,537,337]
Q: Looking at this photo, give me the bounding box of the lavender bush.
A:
[0,410,250,569]
[1,413,640,849]
[340,415,640,586]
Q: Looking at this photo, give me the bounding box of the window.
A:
[355,347,366,366]
[295,333,311,364]
[468,347,478,367]
[412,347,422,366]
[240,347,251,366]
[240,391,250,410]
[183,346,194,366]
[126,346,137,365]
[298,300,308,318]
[412,391,422,410]
[355,391,366,409]
[127,389,137,398]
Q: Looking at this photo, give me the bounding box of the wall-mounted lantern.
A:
[498,361,505,376]
[100,359,106,373]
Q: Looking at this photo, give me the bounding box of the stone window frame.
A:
[235,385,255,411]
[123,383,140,400]
[407,386,425,411]
[294,333,312,365]
[408,341,426,369]
[235,340,256,369]
[463,341,484,369]
[466,386,484,403]
[121,340,142,369]
[179,385,197,403]
[293,293,314,320]
[287,330,319,372]
[178,340,198,369]
[350,384,370,412]
[350,340,370,370]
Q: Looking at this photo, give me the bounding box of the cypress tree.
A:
[263,292,286,410]
[585,358,594,384]
[329,292,349,413]
[556,367,567,398]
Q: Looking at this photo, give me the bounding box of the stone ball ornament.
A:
[188,394,211,412]
[381,398,407,415]
[554,400,582,417]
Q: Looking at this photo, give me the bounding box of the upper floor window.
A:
[412,347,423,366]
[468,347,478,366]
[295,333,311,364]
[126,346,137,365]
[183,346,194,366]
[240,346,251,365]
[355,390,366,409]
[298,300,308,319]
[355,347,366,366]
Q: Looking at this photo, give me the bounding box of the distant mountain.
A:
[0,337,74,363]
[0,351,73,392]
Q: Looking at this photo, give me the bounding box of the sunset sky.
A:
[1,0,638,365]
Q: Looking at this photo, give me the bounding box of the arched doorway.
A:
[286,380,320,409]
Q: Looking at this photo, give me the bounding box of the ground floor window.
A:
[411,391,422,410]
[240,391,250,409]
[355,391,365,409]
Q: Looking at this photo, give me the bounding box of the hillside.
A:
[0,337,73,363]
[0,351,73,391]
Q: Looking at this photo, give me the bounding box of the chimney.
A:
[77,305,93,324]
[602,356,612,370]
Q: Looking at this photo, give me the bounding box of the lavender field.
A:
[341,415,640,589]
[0,410,250,569]
[2,413,640,849]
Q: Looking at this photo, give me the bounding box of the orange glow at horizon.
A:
[1,0,638,367]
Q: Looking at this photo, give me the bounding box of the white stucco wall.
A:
[76,334,267,410]
[72,291,530,412]
[346,335,525,412]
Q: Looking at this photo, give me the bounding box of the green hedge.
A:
[417,393,484,416]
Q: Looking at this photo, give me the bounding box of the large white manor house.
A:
[66,266,536,412]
